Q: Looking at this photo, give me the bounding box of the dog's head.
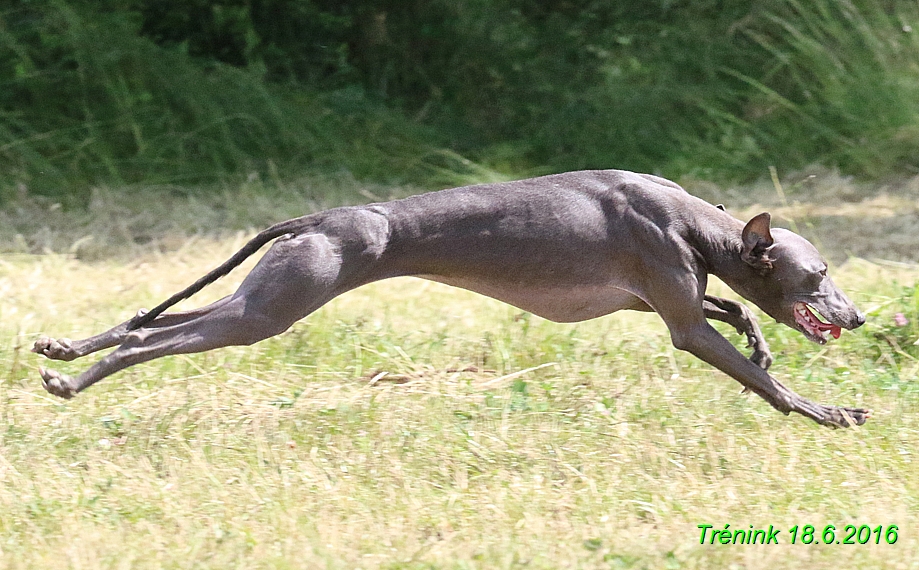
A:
[731,212,865,344]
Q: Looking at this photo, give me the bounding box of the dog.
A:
[33,170,868,427]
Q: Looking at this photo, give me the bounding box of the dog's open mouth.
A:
[794,302,841,343]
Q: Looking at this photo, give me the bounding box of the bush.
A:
[1,0,918,204]
[0,0,472,204]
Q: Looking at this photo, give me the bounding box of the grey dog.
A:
[34,170,869,427]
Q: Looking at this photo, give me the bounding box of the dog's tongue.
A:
[815,320,842,339]
[798,303,844,340]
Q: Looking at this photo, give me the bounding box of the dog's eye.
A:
[819,267,827,277]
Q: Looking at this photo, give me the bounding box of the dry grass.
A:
[0,176,918,568]
[685,167,919,264]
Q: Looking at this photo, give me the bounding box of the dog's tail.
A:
[127,217,311,330]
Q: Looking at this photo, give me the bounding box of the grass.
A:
[0,2,509,204]
[0,175,918,568]
[5,0,919,204]
[0,173,429,261]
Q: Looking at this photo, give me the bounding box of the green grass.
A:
[688,0,919,178]
[0,179,918,568]
[0,2,507,205]
[4,0,919,206]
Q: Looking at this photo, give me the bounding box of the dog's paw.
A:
[830,407,871,427]
[750,348,773,371]
[39,367,77,399]
[821,405,871,428]
[32,337,77,361]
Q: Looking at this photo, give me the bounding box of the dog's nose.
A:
[855,311,866,327]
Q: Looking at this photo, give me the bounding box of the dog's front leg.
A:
[668,320,869,427]
[702,295,772,370]
[645,273,869,427]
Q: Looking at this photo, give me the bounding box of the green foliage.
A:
[0,0,478,204]
[2,0,919,204]
[680,0,919,179]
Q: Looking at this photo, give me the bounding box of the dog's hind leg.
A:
[38,229,379,398]
[32,297,234,362]
[39,298,303,398]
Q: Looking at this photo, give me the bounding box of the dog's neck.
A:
[684,208,754,282]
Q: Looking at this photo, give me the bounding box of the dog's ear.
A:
[741,212,775,270]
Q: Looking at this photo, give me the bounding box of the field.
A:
[0,177,918,568]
